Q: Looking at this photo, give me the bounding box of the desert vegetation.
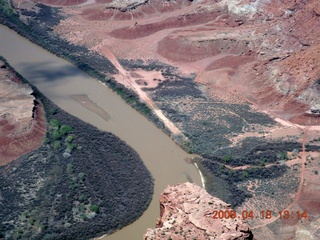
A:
[0,59,153,240]
[0,0,15,17]
[0,3,163,130]
[195,157,290,207]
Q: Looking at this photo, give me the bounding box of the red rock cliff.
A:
[144,182,253,240]
[0,60,46,166]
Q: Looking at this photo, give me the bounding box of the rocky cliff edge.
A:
[144,182,253,240]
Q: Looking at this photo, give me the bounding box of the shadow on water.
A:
[0,25,202,239]
[16,61,87,84]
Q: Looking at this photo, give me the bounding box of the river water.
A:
[0,25,202,240]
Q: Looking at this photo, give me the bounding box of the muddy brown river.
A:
[0,25,202,240]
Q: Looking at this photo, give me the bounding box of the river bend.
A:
[0,25,201,240]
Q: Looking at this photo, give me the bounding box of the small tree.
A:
[222,155,232,163]
[60,125,73,135]
[65,135,74,143]
[53,130,62,140]
[49,119,60,128]
[89,205,100,213]
[242,171,249,179]
[54,141,61,149]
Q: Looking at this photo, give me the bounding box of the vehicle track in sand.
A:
[102,46,182,135]
[251,127,308,229]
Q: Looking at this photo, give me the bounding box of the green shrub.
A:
[276,152,288,161]
[28,217,35,225]
[259,161,265,167]
[80,214,87,221]
[53,141,61,149]
[60,125,73,135]
[53,129,62,140]
[222,155,232,163]
[0,0,15,17]
[78,172,86,181]
[79,194,87,202]
[3,6,14,16]
[49,119,60,128]
[89,205,100,213]
[44,137,50,144]
[49,108,57,115]
[67,163,74,174]
[67,143,78,152]
[65,135,74,143]
[22,211,30,218]
[242,171,249,179]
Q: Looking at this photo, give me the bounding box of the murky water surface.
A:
[0,25,201,240]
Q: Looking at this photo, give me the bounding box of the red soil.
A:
[109,9,224,39]
[0,101,46,166]
[81,8,115,21]
[205,55,254,71]
[299,182,320,215]
[80,0,194,21]
[0,64,47,166]
[95,0,112,3]
[50,0,320,129]
[36,0,86,6]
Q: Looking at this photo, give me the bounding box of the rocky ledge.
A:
[144,182,253,240]
[0,60,46,166]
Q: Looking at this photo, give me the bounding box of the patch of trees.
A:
[209,139,302,166]
[200,159,288,207]
[147,83,276,159]
[305,144,320,152]
[0,60,154,240]
[149,77,203,99]
[120,59,168,72]
[0,0,15,17]
[196,160,251,208]
[120,59,201,97]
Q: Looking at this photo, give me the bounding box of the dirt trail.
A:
[102,46,181,135]
[251,128,308,229]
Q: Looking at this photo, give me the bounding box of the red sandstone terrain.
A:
[0,61,46,166]
[144,183,253,240]
[35,0,320,130]
[12,0,320,239]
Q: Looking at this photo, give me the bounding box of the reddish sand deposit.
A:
[47,0,320,135]
[101,46,181,135]
[36,0,86,6]
[0,62,46,166]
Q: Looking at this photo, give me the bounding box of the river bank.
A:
[0,24,202,239]
[0,55,154,239]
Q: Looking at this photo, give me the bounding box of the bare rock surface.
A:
[0,60,46,166]
[144,182,253,240]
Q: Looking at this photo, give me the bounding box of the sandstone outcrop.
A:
[0,60,46,166]
[144,182,253,240]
